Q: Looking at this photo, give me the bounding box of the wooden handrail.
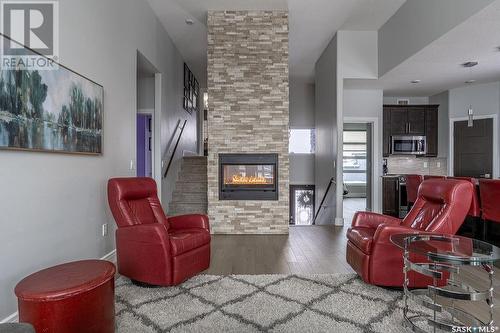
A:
[313,177,336,225]
[163,120,187,178]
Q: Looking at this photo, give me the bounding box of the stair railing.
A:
[163,119,187,178]
[313,177,336,225]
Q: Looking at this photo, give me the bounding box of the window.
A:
[289,129,315,154]
[343,130,367,184]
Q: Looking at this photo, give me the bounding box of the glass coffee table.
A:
[391,233,500,332]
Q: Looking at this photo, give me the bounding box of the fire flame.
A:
[228,175,271,185]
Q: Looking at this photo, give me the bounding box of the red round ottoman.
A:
[15,260,116,333]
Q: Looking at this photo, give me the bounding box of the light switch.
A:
[423,162,428,168]
[437,162,441,168]
[130,160,135,170]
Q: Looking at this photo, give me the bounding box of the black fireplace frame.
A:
[219,153,279,201]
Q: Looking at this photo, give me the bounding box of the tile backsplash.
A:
[386,156,448,176]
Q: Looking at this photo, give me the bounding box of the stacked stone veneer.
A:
[207,11,289,234]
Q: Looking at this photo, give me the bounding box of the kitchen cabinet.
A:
[382,175,408,218]
[383,105,439,157]
[382,177,398,217]
[425,107,438,157]
[407,107,425,135]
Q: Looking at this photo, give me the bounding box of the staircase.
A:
[168,156,208,216]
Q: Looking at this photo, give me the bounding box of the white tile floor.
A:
[343,198,366,225]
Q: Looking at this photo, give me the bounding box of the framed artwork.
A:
[0,34,104,155]
[183,63,199,114]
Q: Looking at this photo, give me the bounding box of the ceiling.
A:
[345,0,500,96]
[146,0,406,86]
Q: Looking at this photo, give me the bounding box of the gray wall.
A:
[289,81,315,128]
[137,77,155,110]
[378,0,494,76]
[0,0,197,320]
[290,80,315,185]
[343,88,383,213]
[429,91,449,159]
[383,96,429,105]
[448,82,500,177]
[314,35,338,225]
[289,155,315,185]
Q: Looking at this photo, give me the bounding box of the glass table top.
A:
[390,233,500,264]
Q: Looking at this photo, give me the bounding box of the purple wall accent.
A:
[136,114,147,177]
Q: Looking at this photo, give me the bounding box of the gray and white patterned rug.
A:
[115,274,427,332]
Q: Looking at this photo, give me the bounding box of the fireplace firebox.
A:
[219,154,278,200]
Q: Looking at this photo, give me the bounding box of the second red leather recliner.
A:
[107,177,210,286]
[346,179,473,288]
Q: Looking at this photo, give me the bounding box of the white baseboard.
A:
[0,311,18,324]
[0,249,117,324]
[101,249,117,263]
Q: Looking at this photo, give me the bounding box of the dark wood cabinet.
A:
[382,177,398,217]
[383,108,391,156]
[383,105,439,157]
[390,109,408,135]
[407,107,425,135]
[425,107,438,157]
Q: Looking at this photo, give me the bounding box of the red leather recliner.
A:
[346,179,473,288]
[107,177,210,286]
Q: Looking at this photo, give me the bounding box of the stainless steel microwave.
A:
[391,136,426,155]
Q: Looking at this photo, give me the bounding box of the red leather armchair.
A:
[346,179,473,288]
[107,177,210,286]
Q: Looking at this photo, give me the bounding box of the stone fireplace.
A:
[207,10,289,234]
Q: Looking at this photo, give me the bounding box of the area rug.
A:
[115,274,429,332]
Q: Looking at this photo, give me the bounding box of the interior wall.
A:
[343,88,383,213]
[336,31,379,221]
[314,35,338,225]
[289,81,315,128]
[448,81,500,177]
[0,0,197,320]
[429,91,450,159]
[383,96,429,105]
[137,77,155,110]
[290,80,315,185]
[378,0,495,76]
[338,31,377,80]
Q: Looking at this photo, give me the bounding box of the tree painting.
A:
[0,67,103,154]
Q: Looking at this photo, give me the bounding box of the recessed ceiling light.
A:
[185,18,194,25]
[465,80,476,84]
[411,80,421,84]
[462,61,478,68]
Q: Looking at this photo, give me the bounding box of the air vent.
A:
[397,99,410,105]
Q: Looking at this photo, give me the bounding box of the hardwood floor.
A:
[205,225,500,324]
[205,226,354,275]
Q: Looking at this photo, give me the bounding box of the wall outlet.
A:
[437,162,441,168]
[102,223,108,237]
[423,162,429,168]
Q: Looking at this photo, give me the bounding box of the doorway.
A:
[136,51,162,194]
[290,185,315,225]
[450,115,499,179]
[342,123,373,223]
[136,114,152,177]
